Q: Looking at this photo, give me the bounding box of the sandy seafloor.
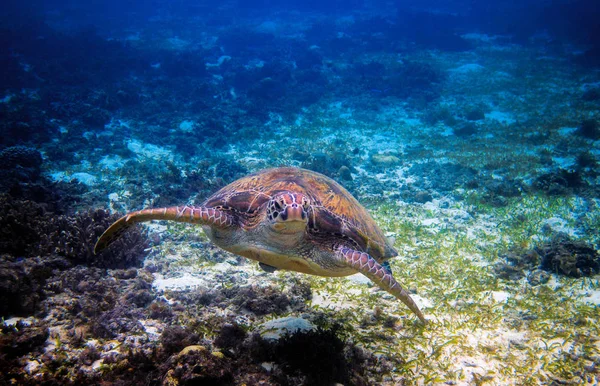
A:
[2,7,600,386]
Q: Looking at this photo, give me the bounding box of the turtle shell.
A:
[203,167,397,261]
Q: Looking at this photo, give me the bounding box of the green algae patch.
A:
[296,195,600,385]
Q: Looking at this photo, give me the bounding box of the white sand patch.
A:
[311,289,361,310]
[541,217,577,236]
[558,127,578,136]
[582,290,600,305]
[486,110,516,124]
[412,294,433,309]
[99,155,125,171]
[127,139,173,161]
[490,291,511,303]
[450,63,485,74]
[461,33,501,42]
[3,316,36,326]
[552,156,576,168]
[206,55,231,68]
[50,171,98,186]
[178,120,195,133]
[422,218,442,227]
[138,319,162,340]
[152,272,210,292]
[347,273,371,285]
[0,94,14,103]
[24,360,41,374]
[166,37,190,50]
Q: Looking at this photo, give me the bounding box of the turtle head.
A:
[266,192,310,233]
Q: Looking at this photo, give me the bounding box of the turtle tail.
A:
[94,206,234,254]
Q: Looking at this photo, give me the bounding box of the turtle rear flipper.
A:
[259,262,279,273]
[94,206,234,254]
[338,247,426,323]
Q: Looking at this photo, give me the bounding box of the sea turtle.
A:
[95,167,426,323]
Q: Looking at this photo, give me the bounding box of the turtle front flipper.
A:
[338,247,427,324]
[94,206,235,254]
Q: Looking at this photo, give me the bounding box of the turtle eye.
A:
[273,200,283,211]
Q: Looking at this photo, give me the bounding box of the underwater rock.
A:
[485,180,523,198]
[0,321,49,385]
[413,190,433,204]
[214,323,248,351]
[498,235,600,280]
[291,149,310,162]
[582,87,600,101]
[493,248,540,281]
[576,151,599,171]
[538,235,600,278]
[493,260,526,281]
[527,269,551,286]
[0,255,65,317]
[302,150,354,180]
[0,320,48,359]
[0,107,54,146]
[160,325,201,356]
[338,165,353,181]
[464,108,485,121]
[533,169,586,195]
[453,122,478,137]
[422,104,458,126]
[480,179,524,207]
[91,304,145,339]
[370,153,402,167]
[576,119,600,140]
[385,60,445,101]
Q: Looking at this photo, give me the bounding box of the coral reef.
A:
[0,321,49,384]
[0,190,149,318]
[0,146,43,191]
[40,209,149,269]
[495,234,600,280]
[538,234,600,277]
[0,195,149,269]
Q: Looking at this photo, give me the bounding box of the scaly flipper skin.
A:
[338,246,427,323]
[94,206,234,254]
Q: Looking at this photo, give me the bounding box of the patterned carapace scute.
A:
[203,167,395,260]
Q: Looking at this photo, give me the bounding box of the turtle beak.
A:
[280,205,306,222]
[272,205,308,234]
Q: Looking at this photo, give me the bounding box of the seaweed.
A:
[495,234,600,279]
[538,234,600,277]
[533,169,587,196]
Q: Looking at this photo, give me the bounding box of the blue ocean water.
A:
[1,1,600,384]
